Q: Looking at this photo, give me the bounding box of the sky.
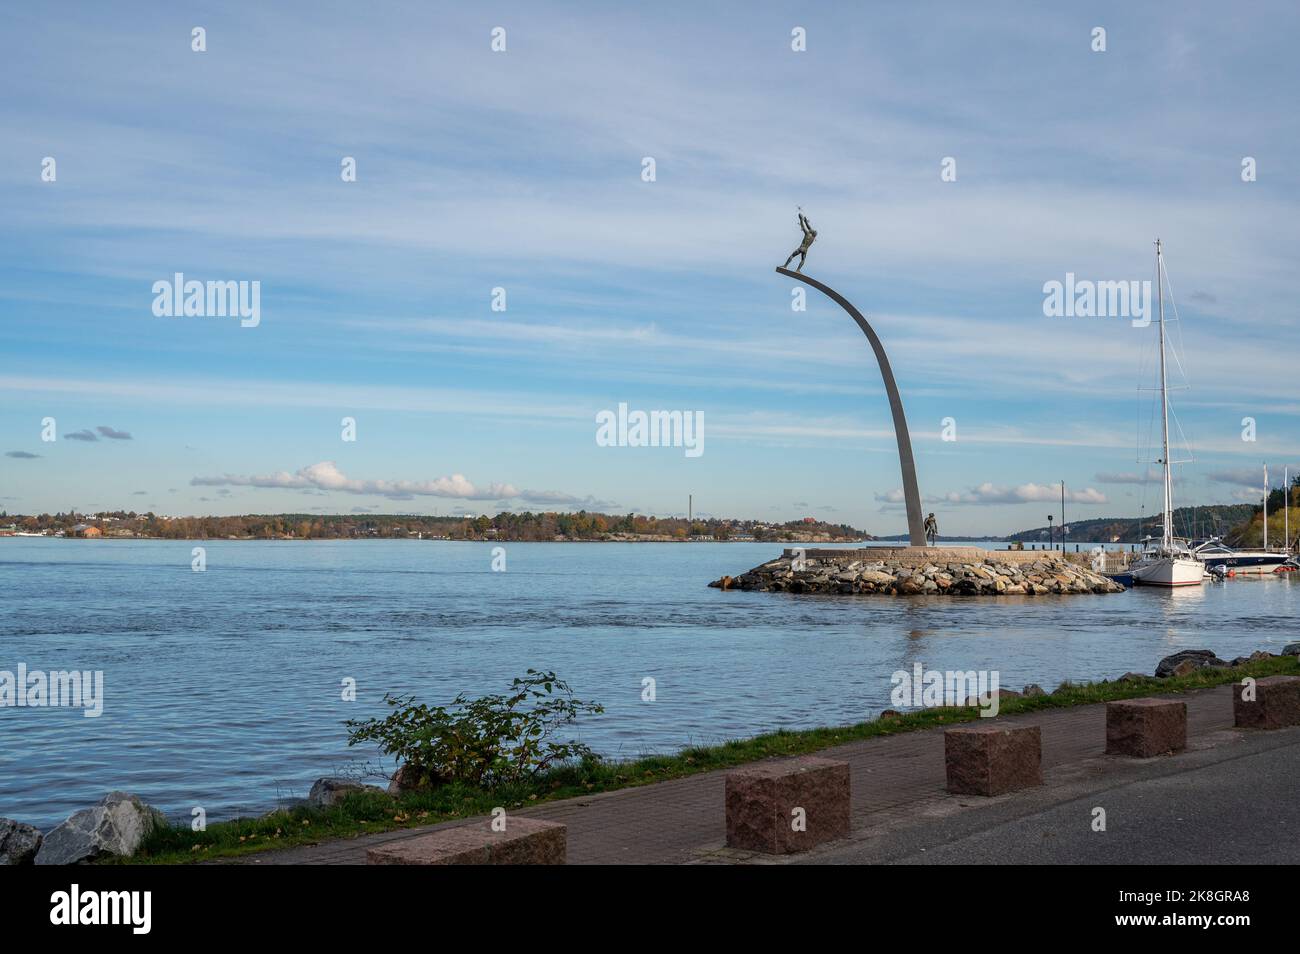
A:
[1,1,1297,536]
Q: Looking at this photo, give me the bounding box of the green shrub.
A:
[344,670,604,789]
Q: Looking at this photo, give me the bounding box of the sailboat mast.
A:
[1264,464,1269,550]
[1156,239,1173,550]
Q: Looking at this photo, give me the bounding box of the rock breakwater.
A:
[709,547,1125,596]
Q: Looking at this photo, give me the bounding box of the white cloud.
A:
[190,460,614,509]
[877,482,1108,507]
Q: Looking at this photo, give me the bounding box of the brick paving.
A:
[230,685,1238,865]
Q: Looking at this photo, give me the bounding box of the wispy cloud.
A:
[1095,469,1161,484]
[877,483,1108,507]
[1207,468,1266,488]
[191,460,613,509]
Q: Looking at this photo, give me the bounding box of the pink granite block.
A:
[366,816,565,865]
[944,723,1042,796]
[1106,698,1186,757]
[1232,675,1300,730]
[725,756,850,854]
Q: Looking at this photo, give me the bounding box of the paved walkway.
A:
[230,684,1261,865]
[807,725,1300,864]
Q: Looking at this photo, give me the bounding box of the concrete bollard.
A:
[725,756,850,854]
[944,723,1042,796]
[366,816,566,865]
[1232,675,1300,730]
[1106,698,1186,757]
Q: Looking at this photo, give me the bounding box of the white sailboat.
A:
[1130,239,1206,588]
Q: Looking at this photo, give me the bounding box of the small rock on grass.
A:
[307,777,387,809]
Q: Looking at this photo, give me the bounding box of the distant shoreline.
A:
[0,535,869,544]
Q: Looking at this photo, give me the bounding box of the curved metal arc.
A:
[776,267,925,547]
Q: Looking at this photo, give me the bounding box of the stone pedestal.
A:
[1106,698,1187,757]
[1233,675,1300,729]
[725,756,850,854]
[944,723,1042,796]
[366,816,566,865]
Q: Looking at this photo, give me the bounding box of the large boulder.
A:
[306,777,386,808]
[1282,643,1300,657]
[0,819,43,865]
[1155,649,1227,678]
[34,792,164,865]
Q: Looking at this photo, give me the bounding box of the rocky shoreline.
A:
[2,645,1297,865]
[710,547,1124,596]
[0,776,392,866]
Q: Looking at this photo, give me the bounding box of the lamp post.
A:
[1060,480,1066,552]
[1047,514,1054,552]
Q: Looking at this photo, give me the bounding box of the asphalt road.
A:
[801,726,1300,865]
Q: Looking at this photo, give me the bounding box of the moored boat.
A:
[1191,538,1290,575]
[1128,239,1205,589]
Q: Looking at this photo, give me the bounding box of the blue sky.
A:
[1,2,1297,535]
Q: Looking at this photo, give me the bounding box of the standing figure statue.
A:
[782,210,817,272]
[923,512,938,547]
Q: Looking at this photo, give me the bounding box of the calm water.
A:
[2,538,1296,828]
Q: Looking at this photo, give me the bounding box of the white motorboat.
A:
[1191,538,1290,575]
[1191,467,1294,574]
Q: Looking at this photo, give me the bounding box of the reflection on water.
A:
[1,539,1294,827]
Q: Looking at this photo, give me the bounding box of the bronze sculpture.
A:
[776,234,927,546]
[782,210,817,272]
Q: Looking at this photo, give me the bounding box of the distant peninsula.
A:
[0,510,871,543]
[0,501,1272,545]
[875,504,1256,546]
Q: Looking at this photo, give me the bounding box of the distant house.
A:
[68,523,102,538]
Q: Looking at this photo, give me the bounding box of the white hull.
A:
[1131,556,1205,587]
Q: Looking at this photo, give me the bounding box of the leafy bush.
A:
[345,670,604,789]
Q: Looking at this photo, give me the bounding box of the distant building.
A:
[68,523,102,538]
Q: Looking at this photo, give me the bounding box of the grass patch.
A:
[118,654,1299,865]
